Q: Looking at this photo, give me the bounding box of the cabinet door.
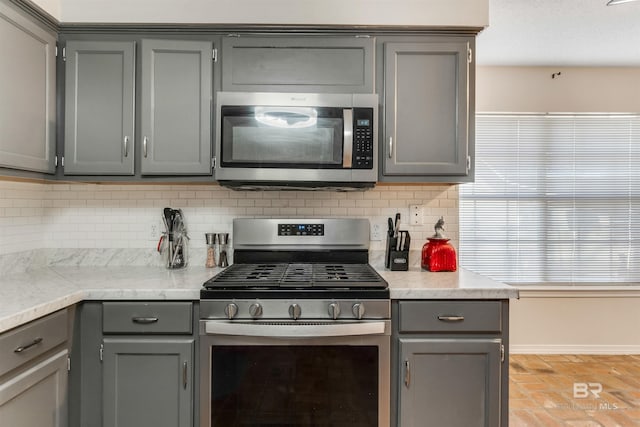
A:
[102,338,194,427]
[0,349,68,427]
[140,39,212,175]
[64,41,135,175]
[221,36,374,93]
[0,1,56,173]
[383,41,469,177]
[399,338,501,427]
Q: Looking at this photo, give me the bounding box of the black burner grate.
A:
[203,263,387,290]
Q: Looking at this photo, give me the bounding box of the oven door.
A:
[199,320,390,427]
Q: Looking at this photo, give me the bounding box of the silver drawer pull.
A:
[14,337,43,353]
[437,315,465,322]
[132,317,159,324]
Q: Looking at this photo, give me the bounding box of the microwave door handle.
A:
[204,321,387,337]
[343,108,353,168]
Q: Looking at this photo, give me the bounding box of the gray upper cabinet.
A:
[382,40,472,180]
[64,41,135,175]
[0,0,56,173]
[140,39,212,175]
[221,36,374,93]
[399,338,501,427]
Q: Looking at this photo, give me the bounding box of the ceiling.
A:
[476,0,640,66]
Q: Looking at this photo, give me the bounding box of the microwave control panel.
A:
[352,108,374,169]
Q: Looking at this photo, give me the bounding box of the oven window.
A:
[220,106,344,168]
[211,345,378,426]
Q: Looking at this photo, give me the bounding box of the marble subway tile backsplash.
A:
[0,180,459,271]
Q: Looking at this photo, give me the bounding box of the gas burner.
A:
[200,218,389,300]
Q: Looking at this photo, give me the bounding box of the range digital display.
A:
[278,223,325,236]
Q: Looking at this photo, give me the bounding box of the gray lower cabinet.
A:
[102,338,194,427]
[394,300,509,427]
[140,39,213,175]
[64,41,136,175]
[0,0,56,173]
[0,350,69,427]
[381,39,472,181]
[398,338,501,427]
[0,309,69,427]
[221,36,374,93]
[99,301,195,427]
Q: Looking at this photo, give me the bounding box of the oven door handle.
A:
[204,321,387,338]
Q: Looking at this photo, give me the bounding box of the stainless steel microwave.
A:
[214,92,378,190]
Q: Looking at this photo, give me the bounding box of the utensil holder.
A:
[166,231,188,269]
[385,231,410,271]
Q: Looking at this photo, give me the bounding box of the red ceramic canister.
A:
[421,238,457,272]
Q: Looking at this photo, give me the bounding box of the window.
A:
[459,114,640,285]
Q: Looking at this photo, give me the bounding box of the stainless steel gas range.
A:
[199,218,390,427]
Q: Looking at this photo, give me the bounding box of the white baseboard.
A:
[510,344,640,355]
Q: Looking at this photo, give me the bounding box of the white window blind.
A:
[460,114,640,285]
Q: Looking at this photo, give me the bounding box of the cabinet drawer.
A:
[0,309,68,377]
[102,302,192,334]
[398,301,501,333]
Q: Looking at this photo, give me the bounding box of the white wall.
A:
[28,0,60,20]
[477,66,640,112]
[477,66,640,354]
[52,0,487,26]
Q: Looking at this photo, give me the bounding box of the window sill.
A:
[513,284,640,298]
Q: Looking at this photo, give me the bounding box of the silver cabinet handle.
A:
[404,359,410,388]
[143,137,148,158]
[14,337,43,353]
[437,315,465,322]
[123,136,130,157]
[388,137,393,159]
[182,361,188,389]
[132,316,159,324]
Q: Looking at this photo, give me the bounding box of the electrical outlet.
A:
[410,204,423,225]
[371,223,383,241]
[150,223,159,240]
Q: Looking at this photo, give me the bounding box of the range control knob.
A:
[328,303,341,320]
[352,303,366,320]
[224,303,238,320]
[289,303,302,320]
[249,303,263,318]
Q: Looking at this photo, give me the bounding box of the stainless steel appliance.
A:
[199,218,390,427]
[214,92,378,190]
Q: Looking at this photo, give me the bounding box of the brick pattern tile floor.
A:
[509,355,640,426]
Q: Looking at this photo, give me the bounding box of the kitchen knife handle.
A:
[388,137,393,159]
[404,359,410,388]
[123,136,130,157]
[132,316,159,324]
[182,361,188,389]
[143,137,148,158]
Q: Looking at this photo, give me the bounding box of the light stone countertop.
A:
[0,265,517,334]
